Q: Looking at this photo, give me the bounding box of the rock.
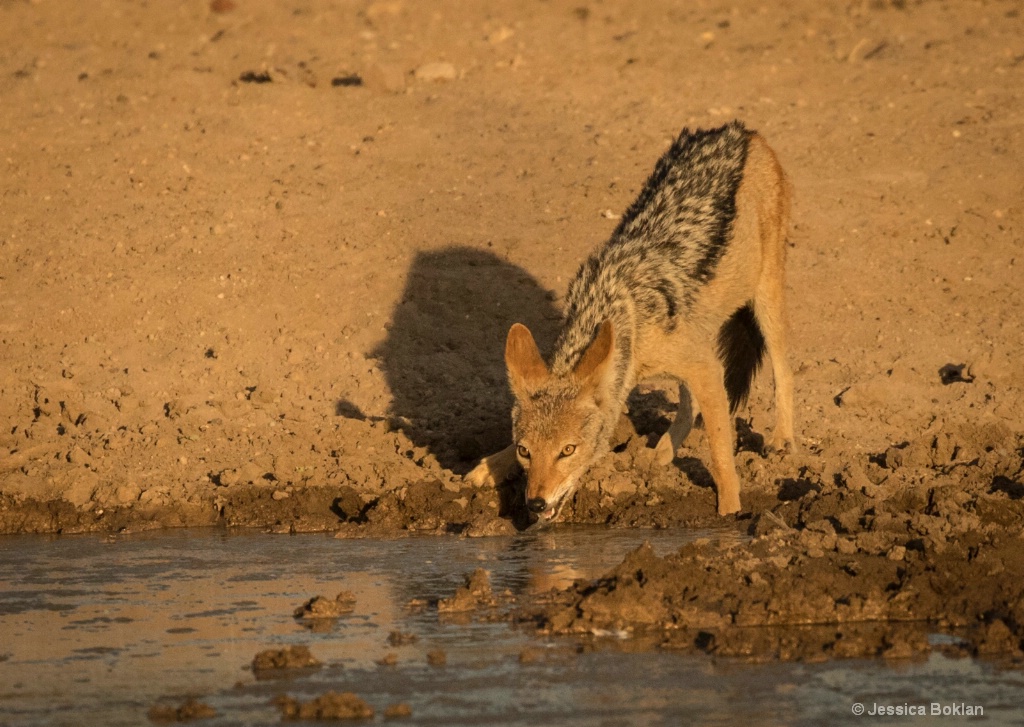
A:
[114,484,140,504]
[414,62,457,82]
[67,445,91,466]
[836,537,858,555]
[836,506,865,533]
[846,37,886,63]
[805,518,836,535]
[886,545,907,561]
[856,531,895,556]
[799,521,838,551]
[237,462,264,484]
[63,473,97,508]
[599,474,638,498]
[217,469,240,487]
[885,439,932,470]
[138,487,170,507]
[486,26,515,45]
[364,62,407,93]
[840,464,877,495]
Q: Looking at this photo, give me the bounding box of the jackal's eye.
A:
[516,444,530,459]
[560,444,577,457]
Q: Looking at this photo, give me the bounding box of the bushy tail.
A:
[716,302,766,413]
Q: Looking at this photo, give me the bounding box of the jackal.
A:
[466,121,794,519]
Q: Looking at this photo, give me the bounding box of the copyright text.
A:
[851,702,984,717]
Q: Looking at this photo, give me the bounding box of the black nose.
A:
[527,498,547,514]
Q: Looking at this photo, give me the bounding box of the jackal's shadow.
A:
[368,247,560,473]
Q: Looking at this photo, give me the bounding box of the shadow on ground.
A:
[366,247,561,473]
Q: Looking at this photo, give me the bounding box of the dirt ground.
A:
[2,0,1023,660]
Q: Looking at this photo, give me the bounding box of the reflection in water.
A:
[0,527,1022,726]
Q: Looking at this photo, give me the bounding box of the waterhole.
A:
[1,527,1021,725]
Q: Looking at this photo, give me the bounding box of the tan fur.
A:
[467,130,794,519]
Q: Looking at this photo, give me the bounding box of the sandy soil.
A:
[2,0,1023,660]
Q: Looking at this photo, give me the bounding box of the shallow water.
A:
[1,526,1022,726]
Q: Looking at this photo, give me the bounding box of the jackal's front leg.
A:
[686,366,742,516]
[464,444,519,487]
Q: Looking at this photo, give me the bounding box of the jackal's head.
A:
[505,320,615,522]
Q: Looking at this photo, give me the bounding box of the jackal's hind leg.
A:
[654,384,695,465]
[464,444,519,487]
[754,286,795,455]
[752,169,796,455]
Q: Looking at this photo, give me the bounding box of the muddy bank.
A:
[5,393,1020,537]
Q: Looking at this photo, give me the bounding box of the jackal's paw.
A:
[464,462,497,488]
[717,495,742,517]
[653,433,677,466]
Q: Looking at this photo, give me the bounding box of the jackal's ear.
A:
[573,319,615,393]
[506,323,548,395]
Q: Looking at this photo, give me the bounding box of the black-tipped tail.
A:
[716,303,766,413]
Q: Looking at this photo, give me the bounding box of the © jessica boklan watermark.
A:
[851,702,984,718]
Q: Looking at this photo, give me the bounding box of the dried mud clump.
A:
[275,691,374,721]
[437,568,498,613]
[147,697,217,723]
[293,591,356,620]
[251,645,321,679]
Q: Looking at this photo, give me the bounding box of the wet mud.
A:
[4,399,1023,669]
